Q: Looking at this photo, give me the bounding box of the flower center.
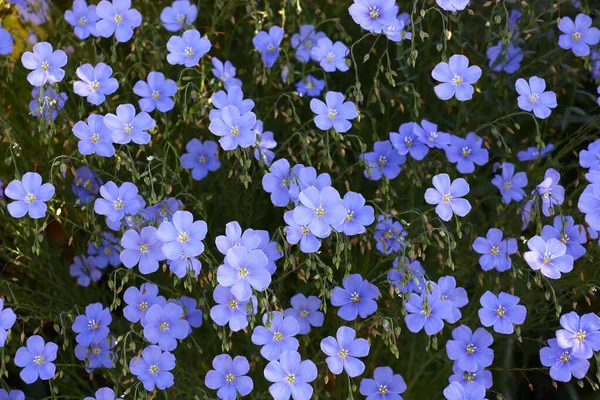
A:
[306,80,315,89]
[404,136,413,147]
[316,207,325,217]
[542,253,551,264]
[378,155,387,166]
[92,347,101,355]
[378,385,388,394]
[464,371,475,382]
[273,331,283,341]
[226,373,235,382]
[491,246,499,255]
[560,352,571,363]
[228,299,238,309]
[159,321,169,331]
[88,319,99,330]
[239,267,249,277]
[339,349,349,359]
[91,80,100,90]
[496,306,506,316]
[176,14,186,24]
[41,61,49,71]
[345,210,354,221]
[576,330,586,342]
[328,109,337,119]
[221,72,230,80]
[185,46,194,57]
[231,126,240,136]
[325,52,335,62]
[152,90,160,100]
[286,373,296,383]
[114,14,123,23]
[560,234,569,244]
[91,133,100,143]
[466,344,476,354]
[149,365,159,374]
[428,132,438,141]
[178,232,189,243]
[140,244,149,253]
[304,41,312,49]
[33,355,45,365]
[267,44,276,53]
[572,32,581,41]
[503,180,512,189]
[350,292,360,303]
[442,194,452,203]
[461,146,471,157]
[114,199,124,209]
[369,7,380,19]
[78,16,87,25]
[529,93,539,103]
[124,124,133,134]
[422,304,432,317]
[451,75,463,85]
[139,301,148,311]
[25,193,36,203]
[301,226,310,234]
[300,310,309,317]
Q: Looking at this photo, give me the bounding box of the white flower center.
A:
[451,75,463,85]
[114,14,123,23]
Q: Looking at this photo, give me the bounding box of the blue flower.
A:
[215,221,261,255]
[142,303,189,351]
[129,345,175,391]
[156,210,207,259]
[72,166,103,205]
[96,0,142,43]
[211,57,242,89]
[359,367,407,400]
[424,173,471,221]
[14,335,58,384]
[558,13,600,57]
[294,186,347,238]
[104,103,156,145]
[405,284,451,335]
[580,140,600,170]
[87,232,121,267]
[432,55,482,101]
[515,76,557,119]
[295,75,326,97]
[578,184,600,230]
[443,382,486,400]
[0,26,14,55]
[310,91,358,133]
[436,0,469,12]
[217,246,271,301]
[524,235,573,279]
[253,120,277,166]
[74,63,119,106]
[296,166,331,191]
[64,0,99,39]
[210,285,257,332]
[381,13,412,42]
[252,312,299,361]
[486,41,523,73]
[167,29,211,67]
[160,0,197,32]
[5,172,54,219]
[255,230,283,275]
[541,216,586,260]
[84,388,122,400]
[536,168,565,217]
[133,72,177,112]
[72,114,115,157]
[291,25,326,62]
[390,122,429,160]
[208,105,257,150]
[321,326,370,377]
[517,143,554,161]
[446,326,494,372]
[374,214,407,254]
[29,86,68,122]
[491,162,527,204]
[264,350,317,400]
[348,0,398,32]
[283,294,324,335]
[361,140,406,181]
[311,37,350,72]
[0,299,17,347]
[331,274,379,321]
[438,276,468,324]
[448,364,492,390]
[69,255,105,287]
[205,354,253,400]
[478,291,526,335]
[120,227,166,274]
[21,42,67,86]
[472,228,517,272]
[414,119,451,149]
[284,210,321,253]
[555,312,600,359]
[335,191,375,235]
[252,26,284,68]
[180,139,220,181]
[445,133,489,174]
[170,296,202,332]
[0,390,24,400]
[262,159,296,207]
[540,339,589,382]
[209,87,255,121]
[387,257,425,294]
[94,181,142,222]
[123,283,166,323]
[72,303,111,346]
